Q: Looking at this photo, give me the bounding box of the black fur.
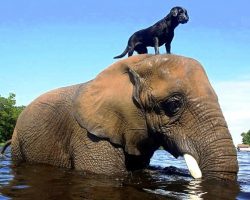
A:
[114,7,189,59]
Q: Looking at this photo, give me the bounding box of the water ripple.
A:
[0,149,249,199]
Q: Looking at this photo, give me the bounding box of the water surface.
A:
[0,148,249,199]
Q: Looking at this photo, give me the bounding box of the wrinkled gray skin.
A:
[11,54,238,181]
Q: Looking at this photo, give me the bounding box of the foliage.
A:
[241,130,250,145]
[0,93,25,143]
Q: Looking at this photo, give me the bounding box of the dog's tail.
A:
[114,46,129,59]
[1,139,11,155]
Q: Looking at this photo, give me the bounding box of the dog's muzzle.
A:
[178,14,189,24]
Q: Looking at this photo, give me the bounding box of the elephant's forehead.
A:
[157,55,203,76]
[134,54,204,78]
[149,56,217,100]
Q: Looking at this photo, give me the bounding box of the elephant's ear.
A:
[73,55,151,155]
[127,68,145,110]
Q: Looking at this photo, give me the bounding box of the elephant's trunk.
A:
[187,101,239,181]
[199,129,238,181]
[183,140,238,181]
[184,125,238,181]
[161,101,239,181]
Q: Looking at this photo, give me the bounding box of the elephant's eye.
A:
[161,94,185,117]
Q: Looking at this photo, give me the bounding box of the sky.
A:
[0,0,250,145]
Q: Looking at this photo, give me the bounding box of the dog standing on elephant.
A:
[114,6,189,59]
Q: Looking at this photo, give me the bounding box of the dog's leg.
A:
[135,45,148,54]
[153,37,160,54]
[165,43,171,54]
[128,46,134,57]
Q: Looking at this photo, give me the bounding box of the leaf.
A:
[0,93,25,142]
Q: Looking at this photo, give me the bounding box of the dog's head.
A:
[170,6,189,24]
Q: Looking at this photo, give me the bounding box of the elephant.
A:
[10,54,238,181]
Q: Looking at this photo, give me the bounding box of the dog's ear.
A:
[171,7,179,17]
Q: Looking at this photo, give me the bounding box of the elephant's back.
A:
[11,83,87,165]
[31,83,83,107]
[14,84,74,128]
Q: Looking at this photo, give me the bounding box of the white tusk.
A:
[184,154,202,179]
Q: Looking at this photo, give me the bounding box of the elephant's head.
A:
[73,54,238,181]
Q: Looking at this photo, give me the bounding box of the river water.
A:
[0,148,249,200]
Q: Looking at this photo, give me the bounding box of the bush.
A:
[241,130,250,145]
[0,93,25,143]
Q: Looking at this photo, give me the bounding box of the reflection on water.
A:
[0,148,249,200]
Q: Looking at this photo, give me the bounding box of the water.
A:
[0,148,249,200]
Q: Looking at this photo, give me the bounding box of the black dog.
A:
[114,7,189,59]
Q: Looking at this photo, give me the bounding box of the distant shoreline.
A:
[237,144,250,152]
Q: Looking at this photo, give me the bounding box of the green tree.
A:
[241,130,250,145]
[0,93,25,143]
